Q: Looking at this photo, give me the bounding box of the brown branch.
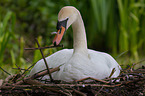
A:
[1,76,145,95]
[4,79,70,96]
[12,68,27,70]
[57,87,72,96]
[58,90,71,96]
[1,81,67,96]
[109,68,115,78]
[35,38,53,82]
[0,83,130,89]
[31,66,60,79]
[0,83,112,90]
[95,86,104,96]
[15,66,60,85]
[72,88,87,96]
[16,74,26,81]
[22,62,37,75]
[0,66,11,75]
[130,59,145,69]
[24,44,63,50]
[104,76,123,81]
[14,64,22,73]
[3,75,15,84]
[75,77,110,84]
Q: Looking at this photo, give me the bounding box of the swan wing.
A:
[88,49,121,78]
[29,49,73,76]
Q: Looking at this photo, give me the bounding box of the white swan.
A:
[29,6,121,81]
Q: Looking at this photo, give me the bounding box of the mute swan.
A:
[29,6,121,81]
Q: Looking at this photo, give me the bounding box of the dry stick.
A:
[24,44,63,50]
[1,90,30,96]
[35,39,53,82]
[76,77,110,84]
[12,68,27,70]
[130,59,145,69]
[1,76,145,89]
[0,83,114,89]
[14,64,23,74]
[58,87,72,96]
[72,88,87,96]
[58,90,71,96]
[109,68,115,78]
[0,84,60,91]
[129,71,145,74]
[15,66,59,85]
[95,86,104,96]
[18,79,70,96]
[4,75,15,83]
[35,81,69,96]
[104,76,123,81]
[0,84,108,89]
[0,67,11,75]
[16,74,26,81]
[105,68,145,81]
[31,66,60,79]
[22,62,37,75]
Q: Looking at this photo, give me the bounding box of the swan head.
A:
[53,6,78,45]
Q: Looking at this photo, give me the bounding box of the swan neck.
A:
[72,14,88,55]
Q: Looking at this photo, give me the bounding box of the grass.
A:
[0,11,15,64]
[89,0,145,60]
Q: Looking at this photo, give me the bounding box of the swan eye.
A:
[56,18,68,30]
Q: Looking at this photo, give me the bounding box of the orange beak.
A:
[53,26,66,45]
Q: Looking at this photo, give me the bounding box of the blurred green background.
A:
[0,0,145,79]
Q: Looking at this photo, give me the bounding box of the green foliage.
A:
[0,11,27,78]
[117,0,129,53]
[89,0,145,60]
[89,0,117,52]
[117,0,145,60]
[0,11,15,64]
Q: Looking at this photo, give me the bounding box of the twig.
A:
[76,77,110,84]
[12,68,27,70]
[58,90,71,96]
[131,59,145,69]
[0,66,11,75]
[72,88,87,96]
[109,68,116,78]
[5,75,14,82]
[24,44,63,50]
[15,64,22,73]
[115,50,128,58]
[1,76,145,95]
[95,86,104,96]
[58,87,72,96]
[22,62,37,75]
[16,74,26,81]
[0,83,133,89]
[3,75,16,86]
[11,74,22,83]
[17,79,70,96]
[35,38,53,82]
[15,66,59,85]
[31,66,60,79]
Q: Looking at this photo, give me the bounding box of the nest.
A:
[0,39,145,96]
[1,65,145,96]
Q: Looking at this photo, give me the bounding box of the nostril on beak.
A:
[54,42,57,46]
